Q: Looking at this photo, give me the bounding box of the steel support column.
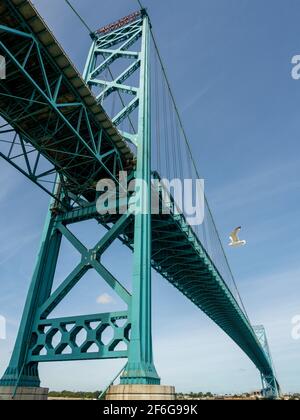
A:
[253,325,280,399]
[0,197,62,387]
[120,13,160,385]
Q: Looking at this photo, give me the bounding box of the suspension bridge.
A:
[0,0,280,400]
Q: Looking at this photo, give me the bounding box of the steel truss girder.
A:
[0,124,60,198]
[0,17,126,200]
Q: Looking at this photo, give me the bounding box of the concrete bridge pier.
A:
[105,385,176,400]
[0,386,48,400]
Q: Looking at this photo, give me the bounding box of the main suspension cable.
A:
[64,0,93,34]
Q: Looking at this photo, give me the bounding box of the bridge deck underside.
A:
[0,0,134,198]
[119,211,274,377]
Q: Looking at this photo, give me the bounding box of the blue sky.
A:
[1,0,300,394]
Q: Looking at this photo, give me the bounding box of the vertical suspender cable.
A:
[149,21,250,320]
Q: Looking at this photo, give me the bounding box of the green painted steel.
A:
[121,13,160,385]
[253,326,280,399]
[0,194,61,387]
[0,0,135,204]
[84,9,159,384]
[0,191,133,386]
[0,0,279,396]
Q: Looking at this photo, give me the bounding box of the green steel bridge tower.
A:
[0,0,280,399]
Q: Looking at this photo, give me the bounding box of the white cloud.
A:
[96,293,114,305]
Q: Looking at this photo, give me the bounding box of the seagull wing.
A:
[230,227,241,243]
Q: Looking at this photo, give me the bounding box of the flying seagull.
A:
[229,226,246,247]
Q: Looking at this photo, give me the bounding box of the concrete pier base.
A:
[105,385,176,401]
[0,386,48,400]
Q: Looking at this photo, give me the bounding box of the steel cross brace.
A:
[0,207,132,387]
[84,15,144,147]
